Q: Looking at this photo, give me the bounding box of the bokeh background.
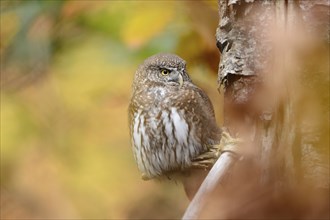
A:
[0,0,222,219]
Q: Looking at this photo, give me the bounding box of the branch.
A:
[182,151,238,220]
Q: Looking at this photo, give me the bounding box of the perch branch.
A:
[182,150,239,220]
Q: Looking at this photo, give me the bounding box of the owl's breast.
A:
[130,105,205,179]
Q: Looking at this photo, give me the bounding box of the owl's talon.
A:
[193,151,217,161]
[218,131,242,154]
[191,131,241,170]
[211,131,242,153]
[191,159,215,169]
[225,131,242,144]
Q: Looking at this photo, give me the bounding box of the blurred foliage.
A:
[0,0,221,219]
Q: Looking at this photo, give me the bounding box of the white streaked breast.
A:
[171,108,189,148]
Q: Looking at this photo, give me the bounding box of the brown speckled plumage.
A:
[129,53,221,179]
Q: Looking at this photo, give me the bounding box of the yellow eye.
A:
[161,69,170,75]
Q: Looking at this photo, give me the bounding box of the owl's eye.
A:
[160,69,170,76]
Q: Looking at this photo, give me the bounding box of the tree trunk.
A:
[183,0,329,218]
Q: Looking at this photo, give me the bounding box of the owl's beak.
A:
[168,70,183,88]
[178,73,183,88]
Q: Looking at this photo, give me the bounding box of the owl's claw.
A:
[193,151,218,161]
[191,131,241,169]
[191,159,215,170]
[191,152,217,170]
[191,149,218,170]
[217,131,242,153]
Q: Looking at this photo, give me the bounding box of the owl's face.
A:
[146,65,184,87]
[133,53,192,91]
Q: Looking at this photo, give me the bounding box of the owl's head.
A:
[133,53,192,90]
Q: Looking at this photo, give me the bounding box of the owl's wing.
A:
[128,100,138,136]
[191,86,222,145]
[194,87,216,119]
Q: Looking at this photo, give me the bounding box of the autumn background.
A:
[0,1,222,219]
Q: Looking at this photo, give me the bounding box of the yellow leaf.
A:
[121,2,174,48]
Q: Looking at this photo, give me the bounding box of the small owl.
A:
[129,53,221,180]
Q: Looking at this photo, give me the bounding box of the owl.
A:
[128,53,221,181]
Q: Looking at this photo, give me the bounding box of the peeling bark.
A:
[217,0,329,187]
[183,1,329,218]
[182,0,330,218]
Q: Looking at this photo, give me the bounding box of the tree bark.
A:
[183,0,329,219]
